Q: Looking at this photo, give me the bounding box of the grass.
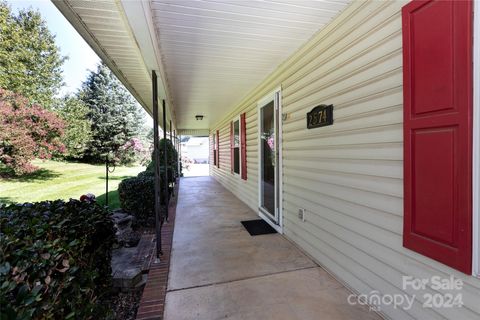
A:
[0,160,144,209]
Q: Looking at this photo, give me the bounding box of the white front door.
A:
[258,89,282,232]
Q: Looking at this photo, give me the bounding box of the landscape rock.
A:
[111,210,139,247]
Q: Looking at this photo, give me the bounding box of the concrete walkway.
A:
[164,177,380,320]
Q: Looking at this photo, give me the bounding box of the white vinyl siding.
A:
[210,1,480,319]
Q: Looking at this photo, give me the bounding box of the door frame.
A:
[473,0,480,277]
[257,87,283,234]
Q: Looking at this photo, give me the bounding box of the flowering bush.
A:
[116,138,147,165]
[181,156,193,171]
[0,89,65,175]
[80,193,96,203]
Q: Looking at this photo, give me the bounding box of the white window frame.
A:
[232,115,242,177]
[473,0,480,278]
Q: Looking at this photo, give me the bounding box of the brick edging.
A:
[136,179,179,320]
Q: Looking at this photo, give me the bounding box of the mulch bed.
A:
[110,290,143,320]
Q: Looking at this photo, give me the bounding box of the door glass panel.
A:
[260,101,275,217]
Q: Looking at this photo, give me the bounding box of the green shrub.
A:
[137,170,154,178]
[118,174,155,226]
[146,138,180,181]
[145,164,175,185]
[0,200,115,320]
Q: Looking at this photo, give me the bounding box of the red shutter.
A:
[212,133,216,166]
[402,0,472,273]
[240,113,247,180]
[216,130,220,168]
[230,121,234,173]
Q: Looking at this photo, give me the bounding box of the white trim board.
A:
[472,0,480,278]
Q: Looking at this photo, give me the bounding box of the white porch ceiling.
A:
[53,0,351,131]
[151,0,351,129]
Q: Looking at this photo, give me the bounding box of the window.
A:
[233,118,240,175]
[212,133,217,166]
[230,114,247,179]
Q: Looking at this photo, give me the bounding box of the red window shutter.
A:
[216,130,220,168]
[402,0,472,274]
[212,133,216,166]
[240,113,247,180]
[230,121,234,173]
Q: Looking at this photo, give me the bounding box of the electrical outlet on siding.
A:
[298,208,306,222]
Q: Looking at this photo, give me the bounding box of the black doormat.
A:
[241,219,277,236]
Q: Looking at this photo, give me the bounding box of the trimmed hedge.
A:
[118,174,155,226]
[119,139,179,226]
[146,138,180,180]
[0,200,115,320]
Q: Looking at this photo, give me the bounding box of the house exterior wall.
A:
[209,1,480,319]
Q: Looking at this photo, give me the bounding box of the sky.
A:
[8,0,101,95]
[7,0,152,125]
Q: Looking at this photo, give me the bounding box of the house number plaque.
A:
[307,104,333,129]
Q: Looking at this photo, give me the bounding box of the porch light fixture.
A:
[195,115,204,120]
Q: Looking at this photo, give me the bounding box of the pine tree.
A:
[79,63,145,163]
[55,95,92,159]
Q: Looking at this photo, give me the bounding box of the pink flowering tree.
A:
[0,89,65,175]
[115,137,147,165]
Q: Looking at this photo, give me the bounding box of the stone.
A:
[111,234,154,292]
[111,210,140,247]
[122,268,142,287]
[112,267,143,290]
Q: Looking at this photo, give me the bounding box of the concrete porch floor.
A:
[164,177,380,320]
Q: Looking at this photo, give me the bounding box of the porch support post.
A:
[178,135,181,177]
[169,120,175,196]
[152,70,162,258]
[173,129,177,177]
[163,99,169,220]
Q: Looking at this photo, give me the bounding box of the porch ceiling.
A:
[152,0,351,129]
[53,0,351,131]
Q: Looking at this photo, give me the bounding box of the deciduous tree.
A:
[0,89,65,175]
[0,2,66,109]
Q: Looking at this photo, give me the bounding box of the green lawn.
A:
[0,160,144,209]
